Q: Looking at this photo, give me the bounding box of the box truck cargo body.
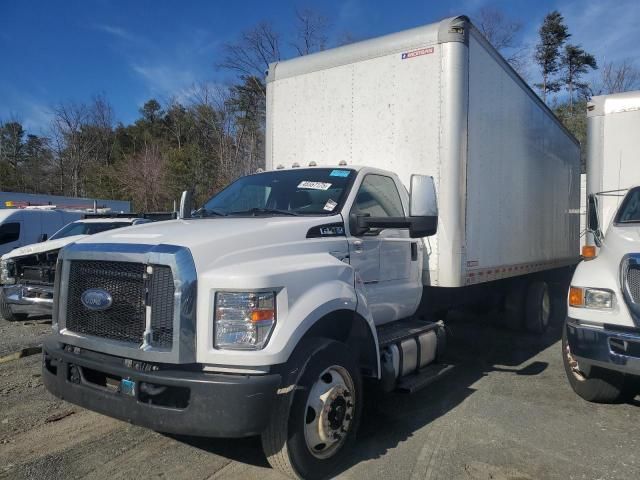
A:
[586,90,640,242]
[266,16,581,290]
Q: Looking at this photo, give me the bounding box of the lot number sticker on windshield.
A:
[298,181,332,190]
[323,199,338,211]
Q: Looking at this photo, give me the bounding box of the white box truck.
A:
[43,16,580,479]
[564,90,640,402]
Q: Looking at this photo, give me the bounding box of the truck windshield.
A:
[197,168,355,216]
[616,187,640,224]
[49,222,130,240]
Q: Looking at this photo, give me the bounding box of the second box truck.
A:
[564,90,640,402]
[43,16,580,479]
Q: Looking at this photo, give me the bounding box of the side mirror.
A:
[587,194,602,247]
[408,175,438,237]
[410,175,438,217]
[179,190,193,220]
[38,233,48,242]
[349,175,439,238]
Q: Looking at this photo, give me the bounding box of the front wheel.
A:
[262,339,362,479]
[562,324,626,403]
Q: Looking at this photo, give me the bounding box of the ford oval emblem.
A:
[80,289,113,311]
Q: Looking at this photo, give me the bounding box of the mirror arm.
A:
[360,216,412,230]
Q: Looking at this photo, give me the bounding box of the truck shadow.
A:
[172,311,563,474]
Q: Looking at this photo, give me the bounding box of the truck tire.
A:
[262,338,362,479]
[525,281,550,333]
[562,325,625,403]
[0,290,28,322]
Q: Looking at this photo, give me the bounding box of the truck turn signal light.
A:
[569,287,584,307]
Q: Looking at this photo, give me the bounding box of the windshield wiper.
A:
[229,208,300,217]
[193,207,228,217]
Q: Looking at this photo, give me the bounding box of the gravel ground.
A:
[0,315,52,357]
[1,312,639,480]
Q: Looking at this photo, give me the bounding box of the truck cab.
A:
[42,166,441,479]
[564,186,640,402]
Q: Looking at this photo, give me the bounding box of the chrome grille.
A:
[149,265,175,348]
[627,266,640,304]
[66,260,175,347]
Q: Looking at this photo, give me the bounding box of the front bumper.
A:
[2,284,53,315]
[42,337,282,437]
[566,318,640,376]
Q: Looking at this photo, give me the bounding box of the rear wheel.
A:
[562,324,626,403]
[262,339,362,479]
[0,290,28,321]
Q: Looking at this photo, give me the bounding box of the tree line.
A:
[1,8,638,210]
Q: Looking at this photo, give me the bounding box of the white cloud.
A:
[131,64,201,103]
[0,85,52,135]
[93,24,143,44]
[561,0,640,65]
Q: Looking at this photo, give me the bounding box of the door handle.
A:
[353,240,364,253]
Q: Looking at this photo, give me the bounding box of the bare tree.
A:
[51,102,96,196]
[118,141,168,211]
[291,8,329,56]
[219,22,281,95]
[50,96,116,197]
[475,7,527,74]
[597,59,640,94]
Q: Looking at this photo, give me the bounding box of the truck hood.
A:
[603,224,640,255]
[2,235,87,260]
[74,216,345,268]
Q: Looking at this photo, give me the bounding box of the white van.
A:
[0,209,83,256]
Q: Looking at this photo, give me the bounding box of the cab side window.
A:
[0,222,20,245]
[353,175,404,217]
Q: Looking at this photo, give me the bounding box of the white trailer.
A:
[267,15,580,323]
[586,90,640,243]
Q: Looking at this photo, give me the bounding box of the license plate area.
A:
[120,378,136,397]
[69,364,136,397]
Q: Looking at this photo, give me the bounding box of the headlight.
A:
[0,259,16,285]
[569,286,615,309]
[214,291,276,350]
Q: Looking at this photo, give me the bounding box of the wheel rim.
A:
[304,365,356,459]
[541,289,550,327]
[565,339,586,381]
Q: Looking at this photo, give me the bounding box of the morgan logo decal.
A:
[401,47,434,60]
[81,288,113,311]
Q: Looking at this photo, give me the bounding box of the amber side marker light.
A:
[582,245,597,259]
[569,287,584,307]
[250,309,275,323]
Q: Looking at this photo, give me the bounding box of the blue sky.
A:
[1,0,639,134]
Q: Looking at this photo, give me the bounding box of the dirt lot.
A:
[1,312,639,480]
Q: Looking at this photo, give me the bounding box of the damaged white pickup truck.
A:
[0,216,151,320]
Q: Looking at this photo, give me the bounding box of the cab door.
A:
[348,174,418,324]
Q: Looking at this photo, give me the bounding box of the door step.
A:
[396,363,455,393]
[376,318,441,347]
